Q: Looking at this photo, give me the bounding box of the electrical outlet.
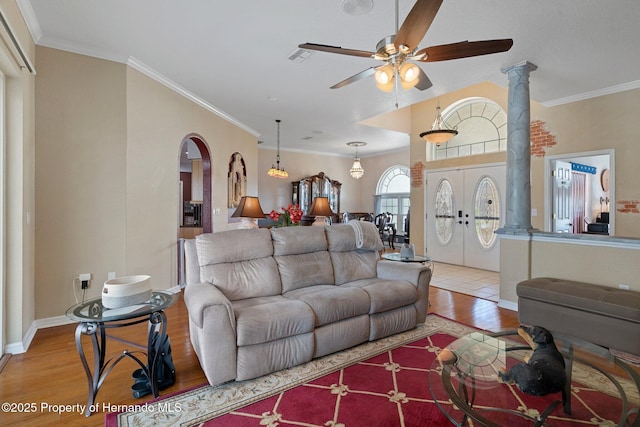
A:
[108,272,116,280]
[79,273,91,289]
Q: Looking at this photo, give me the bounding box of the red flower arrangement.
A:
[269,204,303,226]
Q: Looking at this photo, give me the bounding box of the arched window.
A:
[375,166,410,241]
[429,97,507,160]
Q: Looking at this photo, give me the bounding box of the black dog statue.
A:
[499,325,567,397]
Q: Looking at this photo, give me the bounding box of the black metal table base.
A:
[74,311,168,416]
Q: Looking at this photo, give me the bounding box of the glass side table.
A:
[381,252,432,265]
[66,291,177,416]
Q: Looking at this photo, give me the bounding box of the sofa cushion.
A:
[271,226,327,255]
[284,285,370,326]
[196,228,273,264]
[330,251,379,285]
[325,222,383,252]
[276,251,334,293]
[196,229,281,300]
[201,258,282,301]
[343,278,417,314]
[233,296,315,346]
[271,226,334,292]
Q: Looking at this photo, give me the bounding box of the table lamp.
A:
[231,196,266,229]
[308,197,334,226]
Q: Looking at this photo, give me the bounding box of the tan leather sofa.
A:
[183,222,432,386]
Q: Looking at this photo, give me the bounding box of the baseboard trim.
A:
[4,320,36,355]
[5,290,183,355]
[498,299,518,312]
[36,315,75,329]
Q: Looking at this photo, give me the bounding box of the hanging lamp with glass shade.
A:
[420,103,458,145]
[267,119,289,178]
[347,141,366,179]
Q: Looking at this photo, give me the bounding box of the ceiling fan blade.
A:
[414,67,433,91]
[330,67,377,89]
[416,39,514,62]
[299,43,374,58]
[394,0,443,51]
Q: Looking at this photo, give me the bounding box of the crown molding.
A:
[543,80,640,108]
[15,0,42,42]
[127,57,259,137]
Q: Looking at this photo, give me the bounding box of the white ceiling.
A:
[19,0,640,157]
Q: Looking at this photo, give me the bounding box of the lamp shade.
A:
[231,196,266,219]
[308,197,334,217]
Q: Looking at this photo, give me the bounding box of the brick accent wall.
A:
[530,120,557,157]
[411,162,424,188]
[616,200,640,214]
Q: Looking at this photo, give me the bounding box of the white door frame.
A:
[544,149,615,235]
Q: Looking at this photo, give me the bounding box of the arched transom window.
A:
[431,97,507,160]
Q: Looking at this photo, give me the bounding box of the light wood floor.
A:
[0,287,518,426]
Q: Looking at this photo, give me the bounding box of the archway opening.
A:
[178,134,212,237]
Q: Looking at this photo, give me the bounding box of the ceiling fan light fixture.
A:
[400,77,419,91]
[399,62,419,83]
[374,64,393,85]
[376,80,395,92]
[419,104,458,145]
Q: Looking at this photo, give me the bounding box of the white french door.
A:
[426,165,505,271]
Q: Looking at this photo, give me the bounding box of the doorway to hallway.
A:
[547,150,613,235]
[425,164,505,272]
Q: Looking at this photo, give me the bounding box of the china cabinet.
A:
[292,171,341,221]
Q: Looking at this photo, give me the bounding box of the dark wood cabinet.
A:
[292,171,341,221]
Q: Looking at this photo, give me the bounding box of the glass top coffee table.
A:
[429,330,640,426]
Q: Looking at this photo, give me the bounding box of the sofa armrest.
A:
[377,260,429,284]
[377,260,432,323]
[183,238,201,285]
[184,282,238,385]
[184,282,235,330]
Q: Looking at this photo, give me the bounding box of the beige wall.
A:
[34,47,257,320]
[125,67,257,288]
[257,147,409,215]
[533,88,640,237]
[530,238,639,292]
[35,47,127,319]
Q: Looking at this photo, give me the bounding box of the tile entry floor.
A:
[429,262,500,302]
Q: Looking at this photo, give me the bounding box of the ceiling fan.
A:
[299,0,513,93]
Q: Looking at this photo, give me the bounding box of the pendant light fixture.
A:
[347,141,366,179]
[267,119,288,178]
[419,103,458,145]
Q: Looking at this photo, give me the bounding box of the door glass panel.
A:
[474,176,500,249]
[435,179,455,244]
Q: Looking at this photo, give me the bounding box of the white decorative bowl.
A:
[102,275,152,309]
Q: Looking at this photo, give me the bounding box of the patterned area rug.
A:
[106,315,639,427]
